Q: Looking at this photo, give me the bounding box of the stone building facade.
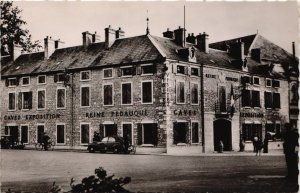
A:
[1,26,296,154]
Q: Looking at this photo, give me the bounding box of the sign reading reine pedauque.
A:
[86,110,148,118]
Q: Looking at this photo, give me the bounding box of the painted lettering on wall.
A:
[86,110,148,118]
[3,114,61,120]
[174,109,197,116]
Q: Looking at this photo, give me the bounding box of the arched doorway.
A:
[213,119,232,151]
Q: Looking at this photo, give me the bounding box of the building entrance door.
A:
[213,119,232,151]
[9,126,19,143]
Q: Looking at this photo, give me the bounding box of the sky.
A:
[14,1,299,54]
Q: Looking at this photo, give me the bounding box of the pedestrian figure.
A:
[283,123,299,180]
[263,135,269,153]
[256,138,263,156]
[42,132,50,151]
[93,131,101,142]
[218,140,224,153]
[253,136,258,152]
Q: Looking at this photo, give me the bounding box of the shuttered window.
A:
[56,124,65,144]
[141,64,155,75]
[103,84,113,106]
[37,125,44,144]
[273,93,281,109]
[173,122,188,144]
[20,125,29,144]
[191,122,199,144]
[242,124,262,141]
[242,90,251,107]
[265,92,272,109]
[81,124,90,144]
[142,123,158,145]
[21,92,32,110]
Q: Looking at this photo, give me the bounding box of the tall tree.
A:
[1,1,41,57]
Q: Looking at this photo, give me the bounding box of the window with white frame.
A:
[122,83,132,105]
[80,123,90,144]
[7,78,18,87]
[54,73,65,83]
[103,68,113,79]
[191,67,199,76]
[8,92,16,111]
[80,71,90,81]
[137,123,158,145]
[141,64,155,75]
[142,81,153,104]
[191,83,199,104]
[176,81,185,104]
[20,125,29,144]
[191,122,199,144]
[36,124,44,143]
[56,124,65,144]
[122,66,134,76]
[21,77,30,86]
[20,91,33,110]
[38,75,46,84]
[103,84,113,106]
[252,90,260,107]
[56,88,66,109]
[81,86,90,107]
[37,89,46,109]
[273,92,281,109]
[176,65,185,75]
[266,78,272,87]
[253,77,260,85]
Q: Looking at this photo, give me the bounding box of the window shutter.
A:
[185,66,189,75]
[99,124,104,139]
[132,66,136,76]
[172,64,175,73]
[185,122,190,144]
[5,79,9,87]
[173,122,178,144]
[152,123,158,146]
[113,124,118,135]
[137,123,142,145]
[16,78,20,86]
[117,68,122,77]
[18,92,22,110]
[28,91,33,109]
[54,74,58,83]
[136,66,142,75]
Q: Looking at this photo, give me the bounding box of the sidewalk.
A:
[22,145,284,156]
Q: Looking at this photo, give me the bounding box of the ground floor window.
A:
[122,123,133,144]
[81,123,90,144]
[173,122,189,144]
[37,125,44,143]
[242,123,262,141]
[99,124,118,137]
[20,125,29,144]
[266,123,281,140]
[137,123,158,145]
[56,124,65,144]
[191,122,199,143]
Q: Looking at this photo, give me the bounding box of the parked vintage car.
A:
[0,135,25,149]
[87,136,127,154]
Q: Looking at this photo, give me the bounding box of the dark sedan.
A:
[87,136,127,154]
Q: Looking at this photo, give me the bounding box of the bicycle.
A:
[127,144,136,154]
[35,141,55,151]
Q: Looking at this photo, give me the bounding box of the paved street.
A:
[1,149,298,192]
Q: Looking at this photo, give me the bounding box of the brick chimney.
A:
[82,31,94,48]
[12,44,23,61]
[116,27,125,39]
[44,36,57,60]
[105,25,116,49]
[163,28,174,39]
[196,32,209,53]
[186,33,197,44]
[174,26,185,47]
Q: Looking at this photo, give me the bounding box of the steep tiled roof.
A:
[209,34,257,55]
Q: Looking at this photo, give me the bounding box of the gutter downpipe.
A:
[71,73,74,148]
[201,62,205,153]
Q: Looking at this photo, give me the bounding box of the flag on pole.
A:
[230,84,235,117]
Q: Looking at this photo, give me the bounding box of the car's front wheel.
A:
[88,147,95,153]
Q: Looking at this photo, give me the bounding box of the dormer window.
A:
[103,68,113,79]
[188,47,196,62]
[21,77,30,86]
[54,73,65,83]
[266,78,272,87]
[38,75,46,84]
[6,78,18,87]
